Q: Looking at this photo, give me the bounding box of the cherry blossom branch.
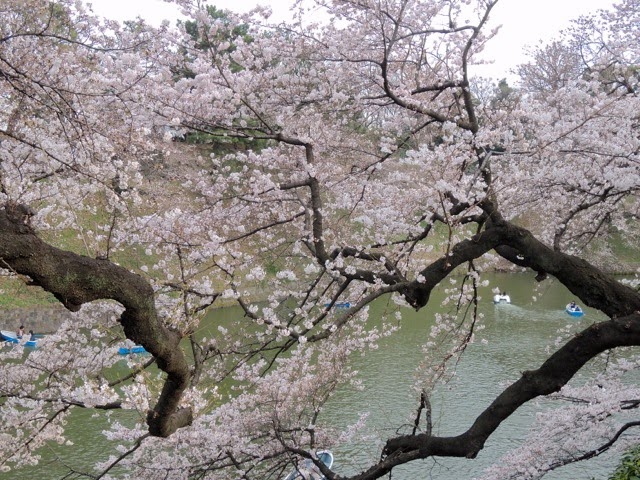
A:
[546,421,640,472]
[3,393,122,410]
[553,185,615,250]
[95,433,150,480]
[108,357,156,387]
[363,313,640,480]
[493,221,640,317]
[223,211,305,244]
[458,0,499,133]
[326,212,640,477]
[0,205,192,438]
[2,404,71,469]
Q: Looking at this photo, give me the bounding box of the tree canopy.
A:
[0,0,639,479]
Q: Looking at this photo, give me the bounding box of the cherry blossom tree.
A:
[516,40,584,94]
[0,0,639,479]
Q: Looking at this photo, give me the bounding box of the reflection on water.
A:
[1,272,633,479]
[0,408,141,480]
[321,273,620,480]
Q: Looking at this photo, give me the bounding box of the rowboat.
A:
[283,451,334,480]
[565,303,584,317]
[493,294,511,304]
[1,330,37,347]
[118,345,148,355]
[324,302,350,309]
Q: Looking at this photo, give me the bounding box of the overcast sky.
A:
[88,0,616,79]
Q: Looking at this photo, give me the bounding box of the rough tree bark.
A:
[340,218,640,480]
[0,205,192,437]
[342,313,640,480]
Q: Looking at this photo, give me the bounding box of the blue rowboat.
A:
[118,345,148,355]
[324,302,350,309]
[565,304,584,317]
[1,330,37,347]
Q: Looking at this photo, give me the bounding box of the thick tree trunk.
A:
[347,219,640,480]
[368,313,640,479]
[0,205,192,437]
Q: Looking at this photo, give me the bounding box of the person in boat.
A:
[16,325,25,338]
[569,301,577,310]
[28,330,36,341]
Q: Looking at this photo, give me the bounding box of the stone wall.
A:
[0,307,74,334]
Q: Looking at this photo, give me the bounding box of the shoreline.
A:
[1,266,637,335]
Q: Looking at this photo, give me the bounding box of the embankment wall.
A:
[0,307,74,334]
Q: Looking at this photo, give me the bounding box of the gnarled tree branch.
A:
[346,313,640,480]
[0,205,192,437]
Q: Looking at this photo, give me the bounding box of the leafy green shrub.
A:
[610,445,640,480]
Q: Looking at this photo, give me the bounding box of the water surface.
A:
[3,272,634,479]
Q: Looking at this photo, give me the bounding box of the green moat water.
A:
[4,273,634,480]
